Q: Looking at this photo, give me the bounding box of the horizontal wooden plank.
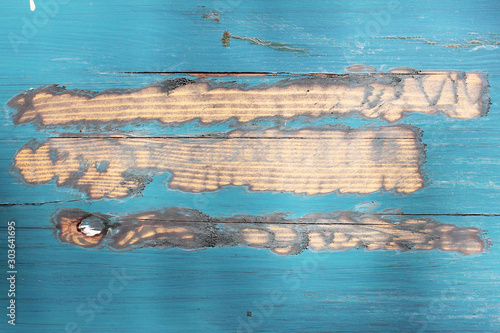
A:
[3,0,500,78]
[0,71,496,143]
[1,132,497,215]
[0,221,498,332]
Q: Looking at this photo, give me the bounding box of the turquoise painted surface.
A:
[0,0,499,332]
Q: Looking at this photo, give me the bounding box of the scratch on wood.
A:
[8,70,489,126]
[385,32,500,50]
[221,31,308,52]
[53,208,487,255]
[13,127,424,199]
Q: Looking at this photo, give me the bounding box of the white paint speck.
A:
[80,224,101,237]
[30,0,36,11]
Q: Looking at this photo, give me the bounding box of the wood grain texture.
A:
[13,127,424,198]
[1,0,499,332]
[8,70,488,126]
[54,207,486,255]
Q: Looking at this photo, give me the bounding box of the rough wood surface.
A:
[14,127,423,198]
[54,208,486,255]
[9,71,489,125]
[1,0,499,332]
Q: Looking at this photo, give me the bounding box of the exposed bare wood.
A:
[54,208,486,255]
[13,127,424,199]
[9,70,488,126]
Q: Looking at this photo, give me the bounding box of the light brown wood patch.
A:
[54,208,485,255]
[14,127,424,199]
[9,70,488,125]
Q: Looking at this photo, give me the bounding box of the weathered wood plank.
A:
[1,0,499,332]
[0,208,498,332]
[8,70,489,125]
[1,133,499,214]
